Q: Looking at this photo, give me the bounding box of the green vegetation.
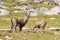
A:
[29,4,53,8]
[0,30,60,40]
[2,0,13,3]
[6,8,20,11]
[3,2,27,7]
[0,12,25,18]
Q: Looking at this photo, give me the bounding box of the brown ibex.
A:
[30,19,47,33]
[11,13,30,32]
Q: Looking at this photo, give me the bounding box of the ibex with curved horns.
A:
[11,13,30,32]
[30,19,47,33]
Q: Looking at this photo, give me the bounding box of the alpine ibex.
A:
[30,19,47,33]
[11,13,30,32]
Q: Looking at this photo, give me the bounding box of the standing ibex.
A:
[30,19,47,33]
[11,13,30,32]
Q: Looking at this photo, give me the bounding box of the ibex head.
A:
[25,11,31,18]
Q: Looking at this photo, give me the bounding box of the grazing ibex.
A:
[30,19,47,33]
[11,13,30,32]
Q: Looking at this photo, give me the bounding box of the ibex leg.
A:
[15,25,18,32]
[19,26,23,32]
[10,25,14,32]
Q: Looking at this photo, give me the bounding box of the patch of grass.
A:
[29,4,53,8]
[0,30,60,40]
[0,12,25,18]
[0,18,10,28]
[3,0,13,3]
[3,1,27,7]
[6,8,20,11]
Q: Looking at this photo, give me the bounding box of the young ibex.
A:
[11,13,30,32]
[30,19,47,33]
